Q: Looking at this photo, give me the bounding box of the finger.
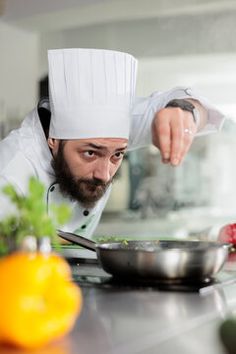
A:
[180,129,195,162]
[177,120,197,164]
[178,112,198,163]
[170,110,199,165]
[152,112,171,162]
[157,122,171,163]
[170,117,185,166]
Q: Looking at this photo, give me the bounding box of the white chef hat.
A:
[48,48,138,139]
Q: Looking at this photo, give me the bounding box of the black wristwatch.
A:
[165,99,200,126]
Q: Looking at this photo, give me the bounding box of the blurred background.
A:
[1,0,236,239]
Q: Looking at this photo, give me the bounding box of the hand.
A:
[151,107,197,166]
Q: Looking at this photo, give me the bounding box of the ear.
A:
[47,138,59,154]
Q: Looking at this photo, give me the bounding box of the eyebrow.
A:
[82,143,127,152]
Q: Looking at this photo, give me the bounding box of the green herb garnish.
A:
[95,236,129,244]
[0,177,71,255]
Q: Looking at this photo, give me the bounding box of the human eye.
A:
[112,151,125,162]
[83,150,96,158]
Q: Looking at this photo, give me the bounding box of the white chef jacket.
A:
[0,87,224,238]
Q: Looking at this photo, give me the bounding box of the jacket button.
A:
[81,225,86,229]
[83,210,89,216]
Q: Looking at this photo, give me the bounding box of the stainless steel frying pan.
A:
[57,230,230,280]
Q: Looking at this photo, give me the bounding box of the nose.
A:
[93,159,111,183]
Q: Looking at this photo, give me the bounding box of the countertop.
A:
[67,261,235,354]
[2,251,236,354]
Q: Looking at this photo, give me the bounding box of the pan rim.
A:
[96,240,230,252]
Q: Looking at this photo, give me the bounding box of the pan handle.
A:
[57,230,97,252]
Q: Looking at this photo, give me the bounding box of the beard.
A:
[51,141,112,208]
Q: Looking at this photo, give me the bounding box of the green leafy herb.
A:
[95,236,129,244]
[0,177,71,256]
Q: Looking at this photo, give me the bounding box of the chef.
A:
[0,48,224,237]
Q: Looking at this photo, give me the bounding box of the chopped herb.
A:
[95,236,129,244]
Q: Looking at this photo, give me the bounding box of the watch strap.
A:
[165,99,199,126]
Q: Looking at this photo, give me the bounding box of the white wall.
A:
[0,21,39,122]
[2,0,236,122]
[136,54,236,119]
[38,8,236,117]
[39,40,236,118]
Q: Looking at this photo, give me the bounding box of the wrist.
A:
[165,99,200,128]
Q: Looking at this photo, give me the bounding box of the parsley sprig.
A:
[0,177,71,255]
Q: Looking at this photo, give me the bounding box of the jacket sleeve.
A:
[128,86,225,151]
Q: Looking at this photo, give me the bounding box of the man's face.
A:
[49,138,128,208]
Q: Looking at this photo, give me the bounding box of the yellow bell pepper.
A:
[0,251,82,349]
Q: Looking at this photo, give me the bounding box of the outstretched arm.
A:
[128,86,225,166]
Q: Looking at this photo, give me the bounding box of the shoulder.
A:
[0,151,37,195]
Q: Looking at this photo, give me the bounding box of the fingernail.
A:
[162,158,170,164]
[172,158,179,166]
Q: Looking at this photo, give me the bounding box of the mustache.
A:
[78,178,112,188]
